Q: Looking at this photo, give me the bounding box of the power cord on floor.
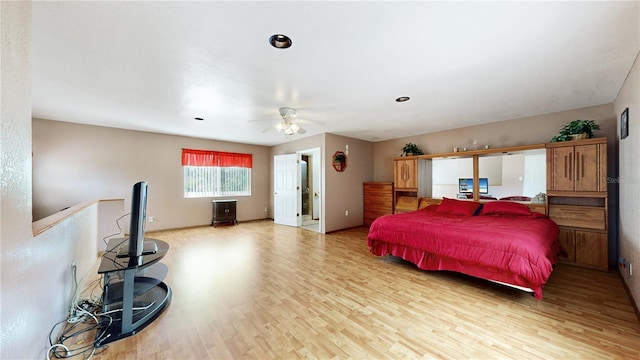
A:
[48,214,135,359]
[48,266,107,358]
[47,313,108,360]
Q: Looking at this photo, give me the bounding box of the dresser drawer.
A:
[549,205,606,230]
[395,196,418,213]
[364,183,393,192]
[363,182,394,225]
[364,208,391,217]
[365,197,394,207]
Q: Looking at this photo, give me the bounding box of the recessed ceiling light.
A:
[194,117,204,121]
[395,96,410,102]
[269,34,292,49]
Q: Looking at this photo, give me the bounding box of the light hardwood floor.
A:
[90,220,640,359]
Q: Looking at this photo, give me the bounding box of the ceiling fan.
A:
[257,107,308,136]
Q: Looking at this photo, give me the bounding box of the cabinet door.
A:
[394,160,407,188]
[393,160,403,187]
[574,144,599,191]
[575,231,608,270]
[214,202,236,221]
[394,159,417,190]
[557,229,576,262]
[549,146,575,191]
[549,142,606,193]
[405,159,417,189]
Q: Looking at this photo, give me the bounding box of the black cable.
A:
[102,213,130,246]
[103,237,130,256]
[49,213,132,358]
[49,318,100,359]
[49,318,69,346]
[93,314,114,348]
[49,275,110,359]
[48,309,115,359]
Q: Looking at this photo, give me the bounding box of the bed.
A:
[367,198,561,299]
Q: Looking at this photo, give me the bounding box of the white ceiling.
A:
[32,1,640,147]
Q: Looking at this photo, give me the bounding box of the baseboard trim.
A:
[618,269,640,322]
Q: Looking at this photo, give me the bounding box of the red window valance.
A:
[182,148,252,168]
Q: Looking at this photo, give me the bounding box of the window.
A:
[182,148,252,198]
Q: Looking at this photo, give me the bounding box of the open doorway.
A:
[298,148,321,233]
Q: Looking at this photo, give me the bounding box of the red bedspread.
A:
[367,206,560,299]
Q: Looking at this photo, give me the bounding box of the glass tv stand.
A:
[96,238,172,346]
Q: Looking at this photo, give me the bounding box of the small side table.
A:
[211,199,237,227]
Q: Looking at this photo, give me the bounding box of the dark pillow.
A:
[436,197,481,216]
[481,201,532,216]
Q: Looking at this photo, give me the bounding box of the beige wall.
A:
[323,133,374,232]
[373,103,617,182]
[1,3,72,358]
[33,119,272,230]
[614,51,640,308]
[270,133,374,233]
[1,1,34,355]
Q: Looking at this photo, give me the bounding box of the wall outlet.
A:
[619,258,632,275]
[345,210,349,216]
[265,207,268,212]
[619,258,626,268]
[148,216,154,222]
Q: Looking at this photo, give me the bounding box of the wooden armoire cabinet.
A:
[546,137,608,271]
[548,140,607,192]
[394,157,418,191]
[393,157,421,213]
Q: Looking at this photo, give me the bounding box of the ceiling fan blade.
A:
[261,123,277,133]
[296,118,324,126]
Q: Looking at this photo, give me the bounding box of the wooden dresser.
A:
[363,182,394,226]
[546,137,608,271]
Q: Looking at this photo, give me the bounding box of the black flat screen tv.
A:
[127,181,148,257]
[116,181,157,260]
[458,178,489,194]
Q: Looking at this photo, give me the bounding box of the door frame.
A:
[272,147,324,233]
[297,147,322,232]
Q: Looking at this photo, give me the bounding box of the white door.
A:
[274,154,300,227]
[310,149,321,220]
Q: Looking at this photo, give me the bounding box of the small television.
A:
[458,178,489,194]
[118,181,156,258]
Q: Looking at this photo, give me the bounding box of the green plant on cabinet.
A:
[401,142,424,156]
[551,120,600,142]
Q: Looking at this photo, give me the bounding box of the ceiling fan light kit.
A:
[276,107,305,135]
[279,107,296,119]
[254,107,312,136]
[275,121,300,135]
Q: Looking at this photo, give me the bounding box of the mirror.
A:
[332,151,347,172]
[430,149,546,201]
